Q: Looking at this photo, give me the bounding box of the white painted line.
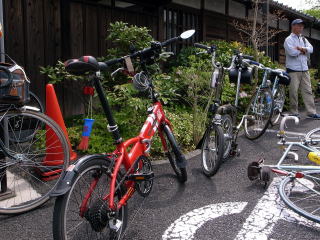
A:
[0,171,41,208]
[162,202,247,240]
[234,177,320,240]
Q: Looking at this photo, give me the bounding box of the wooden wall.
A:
[3,0,160,116]
[3,0,320,117]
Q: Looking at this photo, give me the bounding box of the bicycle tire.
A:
[200,123,224,177]
[163,124,187,183]
[29,91,45,113]
[244,88,274,140]
[53,158,128,240]
[279,170,320,224]
[270,85,285,126]
[0,110,69,214]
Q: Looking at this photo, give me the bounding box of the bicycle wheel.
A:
[271,85,285,126]
[201,124,224,177]
[244,88,274,140]
[29,91,45,113]
[279,170,320,223]
[221,114,233,160]
[305,128,320,150]
[8,92,45,143]
[163,125,187,183]
[53,157,127,240]
[0,110,69,214]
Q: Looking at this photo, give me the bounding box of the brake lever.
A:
[111,67,125,78]
[159,52,174,58]
[196,51,207,55]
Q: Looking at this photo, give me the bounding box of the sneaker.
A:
[307,114,320,119]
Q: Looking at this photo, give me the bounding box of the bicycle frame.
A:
[86,75,173,211]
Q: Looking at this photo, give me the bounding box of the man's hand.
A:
[296,46,307,54]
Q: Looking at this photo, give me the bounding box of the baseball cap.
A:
[291,19,304,26]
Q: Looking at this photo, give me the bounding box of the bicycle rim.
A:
[279,170,320,224]
[0,110,69,214]
[55,159,127,240]
[244,88,273,140]
[271,85,285,126]
[201,125,224,176]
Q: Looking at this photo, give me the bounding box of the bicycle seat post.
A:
[93,73,122,144]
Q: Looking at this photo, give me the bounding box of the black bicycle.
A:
[195,44,272,176]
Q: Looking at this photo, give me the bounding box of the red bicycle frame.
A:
[109,101,172,210]
[79,100,172,214]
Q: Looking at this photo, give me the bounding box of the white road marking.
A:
[234,177,320,240]
[162,202,247,240]
[0,171,41,208]
[163,177,320,240]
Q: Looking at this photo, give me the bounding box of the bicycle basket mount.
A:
[133,71,150,92]
[0,61,30,105]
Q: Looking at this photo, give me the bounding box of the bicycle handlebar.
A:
[194,43,210,50]
[102,34,191,68]
[242,55,254,60]
[279,116,300,133]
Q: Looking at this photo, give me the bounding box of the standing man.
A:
[284,19,320,119]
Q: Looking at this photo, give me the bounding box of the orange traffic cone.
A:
[40,84,77,180]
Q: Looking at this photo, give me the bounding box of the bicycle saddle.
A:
[64,56,100,75]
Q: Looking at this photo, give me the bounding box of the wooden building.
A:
[2,0,320,116]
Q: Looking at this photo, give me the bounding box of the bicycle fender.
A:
[163,125,187,168]
[50,154,108,197]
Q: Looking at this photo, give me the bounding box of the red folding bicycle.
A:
[51,30,195,240]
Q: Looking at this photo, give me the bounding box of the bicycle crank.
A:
[132,155,154,197]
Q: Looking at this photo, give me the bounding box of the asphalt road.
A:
[1,112,320,240]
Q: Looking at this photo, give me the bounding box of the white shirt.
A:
[284,33,313,71]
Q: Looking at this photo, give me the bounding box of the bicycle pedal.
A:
[126,172,154,181]
[109,219,123,232]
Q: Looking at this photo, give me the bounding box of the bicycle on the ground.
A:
[194,43,271,176]
[51,30,195,240]
[0,62,69,214]
[248,116,320,223]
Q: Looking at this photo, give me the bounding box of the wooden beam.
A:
[225,0,229,41]
[60,0,71,59]
[200,0,205,41]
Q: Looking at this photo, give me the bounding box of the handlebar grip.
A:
[243,55,254,60]
[0,66,13,89]
[161,37,179,47]
[105,58,123,66]
[194,43,209,50]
